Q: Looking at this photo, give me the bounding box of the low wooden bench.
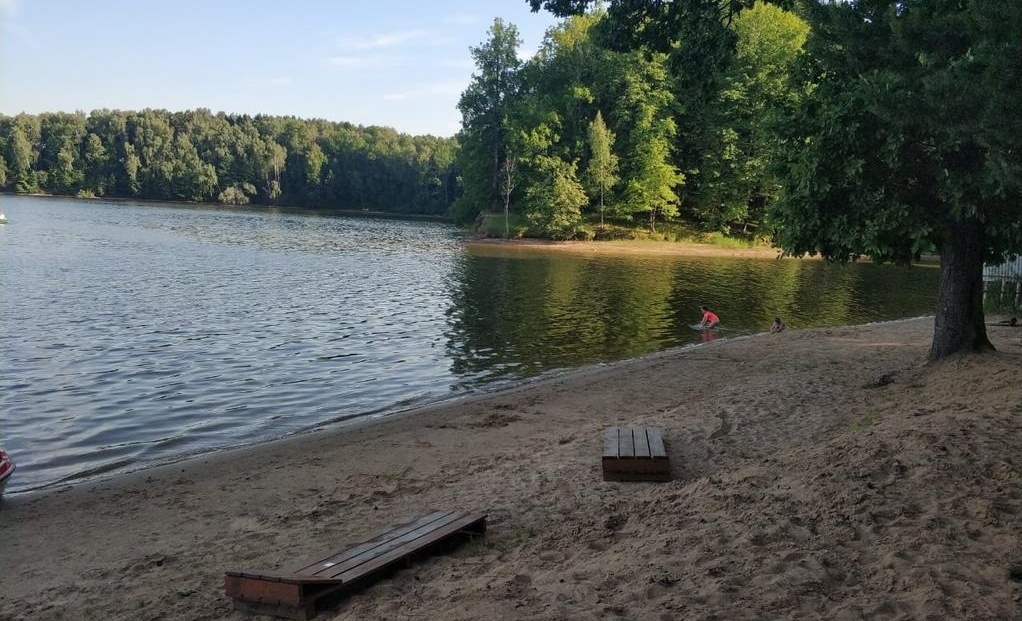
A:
[225,510,486,620]
[602,426,670,482]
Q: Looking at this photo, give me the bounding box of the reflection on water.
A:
[0,196,939,492]
[444,246,938,385]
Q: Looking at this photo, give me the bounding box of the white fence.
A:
[984,255,1022,311]
[984,255,1022,281]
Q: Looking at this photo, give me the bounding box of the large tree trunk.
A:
[929,218,994,359]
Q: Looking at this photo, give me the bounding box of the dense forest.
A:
[455,3,809,239]
[0,109,458,215]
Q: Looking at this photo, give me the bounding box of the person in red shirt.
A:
[698,305,719,329]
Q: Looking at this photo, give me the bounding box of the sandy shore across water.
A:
[1,316,1021,621]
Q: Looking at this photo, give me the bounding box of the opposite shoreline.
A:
[2,317,1020,620]
[6,192,943,264]
[1,191,455,223]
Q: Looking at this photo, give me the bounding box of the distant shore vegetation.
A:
[0,109,459,217]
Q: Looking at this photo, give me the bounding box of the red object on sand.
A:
[0,450,15,500]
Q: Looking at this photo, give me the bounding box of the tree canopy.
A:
[769,0,1022,358]
[0,109,459,216]
[453,18,523,223]
[456,5,808,238]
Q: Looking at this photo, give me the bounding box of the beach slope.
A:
[1,317,1020,621]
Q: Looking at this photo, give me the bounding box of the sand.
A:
[1,316,1021,621]
[467,238,790,259]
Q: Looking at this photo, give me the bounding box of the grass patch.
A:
[473,211,775,249]
[848,413,881,432]
[590,216,770,247]
[694,231,770,250]
[477,212,529,238]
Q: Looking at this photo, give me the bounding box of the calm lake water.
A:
[0,196,939,493]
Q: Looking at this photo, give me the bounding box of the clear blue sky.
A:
[0,0,561,136]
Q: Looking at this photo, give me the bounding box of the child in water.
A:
[698,306,719,329]
[770,316,786,333]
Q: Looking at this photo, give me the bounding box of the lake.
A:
[0,195,939,493]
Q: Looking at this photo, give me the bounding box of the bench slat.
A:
[646,427,667,459]
[293,510,450,576]
[313,511,468,580]
[619,427,635,458]
[335,512,485,583]
[633,427,651,458]
[602,427,619,458]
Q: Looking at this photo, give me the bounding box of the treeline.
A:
[0,109,458,215]
[455,4,809,238]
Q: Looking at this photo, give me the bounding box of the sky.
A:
[0,0,562,136]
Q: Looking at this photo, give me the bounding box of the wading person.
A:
[698,306,719,330]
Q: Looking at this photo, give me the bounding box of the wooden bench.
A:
[602,426,670,481]
[225,510,486,620]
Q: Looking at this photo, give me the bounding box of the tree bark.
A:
[929,217,994,359]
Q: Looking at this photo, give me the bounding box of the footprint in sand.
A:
[604,514,628,531]
[709,411,733,439]
[467,412,522,429]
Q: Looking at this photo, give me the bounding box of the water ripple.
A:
[0,196,940,493]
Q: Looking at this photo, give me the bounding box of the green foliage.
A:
[454,18,523,223]
[611,55,683,232]
[770,0,1022,265]
[519,0,810,238]
[476,211,530,238]
[585,110,618,225]
[82,133,108,195]
[15,171,40,194]
[217,182,256,205]
[768,0,1022,357]
[123,142,141,195]
[524,11,611,161]
[457,11,686,238]
[38,112,86,195]
[2,119,36,179]
[695,230,767,250]
[620,120,682,233]
[690,3,810,232]
[0,109,459,216]
[523,155,588,239]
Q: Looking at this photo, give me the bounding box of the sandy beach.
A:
[467,237,790,259]
[1,317,1021,621]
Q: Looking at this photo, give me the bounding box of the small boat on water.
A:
[0,211,7,224]
[0,450,15,500]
